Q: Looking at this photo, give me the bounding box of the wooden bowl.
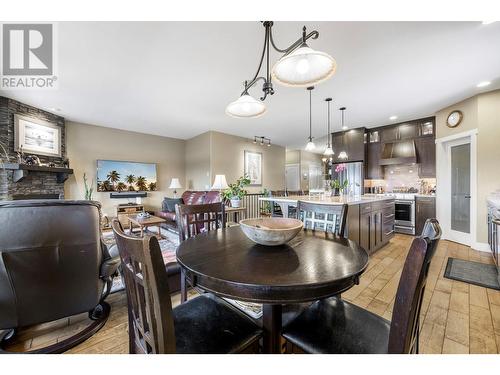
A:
[239,218,303,246]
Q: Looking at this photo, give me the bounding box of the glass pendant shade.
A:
[305,140,316,151]
[272,45,336,87]
[323,146,334,156]
[338,150,348,160]
[226,94,266,118]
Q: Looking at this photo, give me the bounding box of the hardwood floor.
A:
[3,234,500,354]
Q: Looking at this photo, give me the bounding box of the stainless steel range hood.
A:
[379,140,417,165]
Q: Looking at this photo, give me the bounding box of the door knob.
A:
[465,195,471,199]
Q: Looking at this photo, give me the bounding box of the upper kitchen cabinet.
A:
[415,136,436,178]
[331,127,366,163]
[366,142,384,179]
[379,117,434,142]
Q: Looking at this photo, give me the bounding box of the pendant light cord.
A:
[309,89,312,140]
[327,100,331,147]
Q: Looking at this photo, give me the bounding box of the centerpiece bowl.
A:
[239,218,303,246]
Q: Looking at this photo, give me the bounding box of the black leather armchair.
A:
[0,200,120,353]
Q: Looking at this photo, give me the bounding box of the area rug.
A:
[102,226,179,292]
[103,226,263,319]
[444,257,500,290]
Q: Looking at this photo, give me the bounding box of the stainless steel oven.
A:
[395,199,415,235]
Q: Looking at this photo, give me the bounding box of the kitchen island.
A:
[259,195,395,254]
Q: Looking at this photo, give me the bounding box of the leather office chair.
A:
[282,219,441,354]
[0,200,120,353]
[111,219,262,353]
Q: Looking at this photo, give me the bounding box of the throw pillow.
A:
[163,197,183,212]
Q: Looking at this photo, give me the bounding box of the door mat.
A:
[444,257,500,291]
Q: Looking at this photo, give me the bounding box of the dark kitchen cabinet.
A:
[331,128,366,163]
[398,123,419,140]
[416,137,436,178]
[381,127,399,142]
[366,142,384,179]
[358,199,395,254]
[415,196,436,235]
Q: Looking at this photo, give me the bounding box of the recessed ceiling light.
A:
[389,115,398,121]
[477,81,491,88]
[482,21,496,25]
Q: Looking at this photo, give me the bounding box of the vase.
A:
[230,198,241,208]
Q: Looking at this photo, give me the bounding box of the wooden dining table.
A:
[176,226,369,353]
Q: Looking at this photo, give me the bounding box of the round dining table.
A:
[176,226,369,354]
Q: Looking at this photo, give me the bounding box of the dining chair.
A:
[175,202,226,302]
[111,219,262,354]
[297,201,348,237]
[281,219,441,354]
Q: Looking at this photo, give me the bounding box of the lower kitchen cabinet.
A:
[348,199,395,254]
[415,196,436,235]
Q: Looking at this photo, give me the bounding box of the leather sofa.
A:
[155,190,221,231]
[0,200,120,353]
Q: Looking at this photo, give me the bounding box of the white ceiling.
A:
[2,21,500,150]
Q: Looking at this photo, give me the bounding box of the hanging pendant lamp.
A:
[323,98,334,156]
[338,106,348,160]
[305,86,315,151]
[226,22,336,118]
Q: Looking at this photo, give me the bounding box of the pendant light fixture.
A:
[226,21,336,118]
[305,86,315,151]
[323,97,334,156]
[338,106,348,160]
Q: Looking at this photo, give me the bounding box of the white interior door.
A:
[285,164,300,191]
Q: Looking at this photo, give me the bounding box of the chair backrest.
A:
[112,219,176,354]
[175,202,226,242]
[388,220,441,354]
[0,200,106,329]
[297,201,348,237]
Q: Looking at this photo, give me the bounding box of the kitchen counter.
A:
[259,194,396,254]
[259,194,394,206]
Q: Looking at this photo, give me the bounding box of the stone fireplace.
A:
[0,96,68,200]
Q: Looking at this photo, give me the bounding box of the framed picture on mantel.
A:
[14,114,62,157]
[244,150,262,186]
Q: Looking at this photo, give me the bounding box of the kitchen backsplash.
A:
[365,165,436,193]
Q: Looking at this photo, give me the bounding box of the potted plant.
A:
[222,175,250,208]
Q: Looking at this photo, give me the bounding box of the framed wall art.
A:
[244,150,262,186]
[14,114,62,157]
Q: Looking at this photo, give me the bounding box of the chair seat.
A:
[282,297,390,354]
[173,294,262,353]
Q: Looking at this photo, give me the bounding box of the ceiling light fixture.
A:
[323,98,334,156]
[477,81,491,88]
[389,115,398,121]
[305,86,316,151]
[254,136,271,147]
[226,21,336,118]
[338,107,348,160]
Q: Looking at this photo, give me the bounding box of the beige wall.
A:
[209,131,286,193]
[64,121,185,217]
[285,150,300,164]
[435,89,500,243]
[185,131,211,190]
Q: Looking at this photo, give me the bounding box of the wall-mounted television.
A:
[96,160,157,192]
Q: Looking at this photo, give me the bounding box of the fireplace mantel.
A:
[3,163,74,183]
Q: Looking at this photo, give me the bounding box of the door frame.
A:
[436,129,477,247]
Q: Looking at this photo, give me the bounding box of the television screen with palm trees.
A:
[96,160,157,192]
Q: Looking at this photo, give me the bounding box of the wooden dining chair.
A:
[111,219,262,354]
[175,202,226,302]
[282,220,441,354]
[297,201,348,237]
